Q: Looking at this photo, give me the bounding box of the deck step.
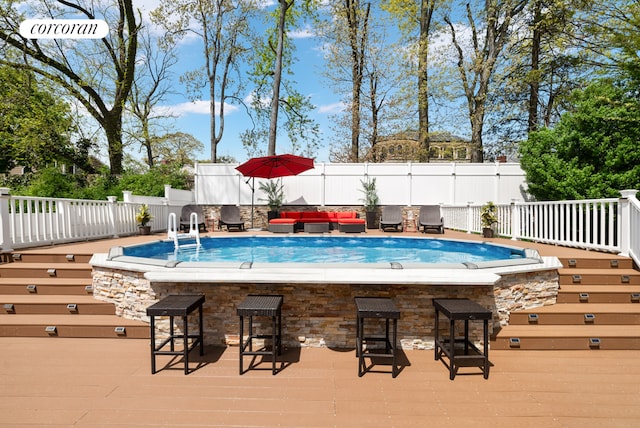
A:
[557,285,640,303]
[0,314,149,339]
[509,303,640,325]
[0,263,92,279]
[8,252,93,264]
[558,257,634,270]
[493,325,640,350]
[0,295,114,315]
[559,268,640,285]
[0,278,93,295]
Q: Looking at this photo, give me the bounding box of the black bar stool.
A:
[146,294,205,375]
[354,297,400,378]
[237,295,283,375]
[433,298,491,380]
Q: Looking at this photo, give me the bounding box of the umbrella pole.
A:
[251,177,255,229]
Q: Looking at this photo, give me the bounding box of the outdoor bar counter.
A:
[90,252,562,349]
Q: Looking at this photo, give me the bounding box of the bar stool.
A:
[237,295,283,375]
[355,297,400,378]
[146,294,205,375]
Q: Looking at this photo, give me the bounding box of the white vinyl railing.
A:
[0,186,637,260]
[442,191,639,256]
[0,192,168,250]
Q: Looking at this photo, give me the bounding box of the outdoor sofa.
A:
[269,210,365,233]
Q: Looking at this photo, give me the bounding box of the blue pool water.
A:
[123,236,526,264]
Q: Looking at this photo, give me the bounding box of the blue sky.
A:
[137,0,345,164]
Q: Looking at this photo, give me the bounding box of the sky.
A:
[135,0,347,164]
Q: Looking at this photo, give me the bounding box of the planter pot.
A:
[365,211,379,229]
[482,227,494,238]
[139,225,151,235]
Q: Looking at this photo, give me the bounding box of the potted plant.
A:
[480,201,498,238]
[258,179,285,221]
[359,177,380,229]
[135,204,153,235]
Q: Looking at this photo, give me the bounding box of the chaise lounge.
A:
[179,204,207,233]
[379,206,403,232]
[219,205,245,231]
[418,205,444,234]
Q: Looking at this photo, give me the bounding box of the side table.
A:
[433,298,491,380]
[146,294,205,375]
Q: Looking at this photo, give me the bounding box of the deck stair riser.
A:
[0,251,148,339]
[494,254,640,350]
[559,269,640,286]
[0,263,92,279]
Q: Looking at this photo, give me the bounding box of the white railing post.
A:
[107,196,119,238]
[466,202,473,233]
[0,188,13,252]
[510,200,520,241]
[619,189,637,257]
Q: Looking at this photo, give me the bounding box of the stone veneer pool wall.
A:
[91,267,558,349]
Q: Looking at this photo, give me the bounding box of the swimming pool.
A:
[121,236,527,265]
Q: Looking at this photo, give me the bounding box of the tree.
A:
[0,0,139,175]
[244,0,320,157]
[151,0,255,163]
[0,65,82,172]
[383,0,441,161]
[153,132,204,167]
[520,78,640,200]
[127,28,178,168]
[443,0,527,162]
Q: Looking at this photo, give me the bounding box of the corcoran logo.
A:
[19,19,109,39]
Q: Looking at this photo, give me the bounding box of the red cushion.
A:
[270,218,296,224]
[336,212,356,219]
[282,211,301,219]
[338,218,365,224]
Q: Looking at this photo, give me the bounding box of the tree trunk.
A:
[527,0,542,133]
[268,0,293,156]
[418,0,435,161]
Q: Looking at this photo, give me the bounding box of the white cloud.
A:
[155,100,239,117]
[318,102,345,114]
[290,25,315,39]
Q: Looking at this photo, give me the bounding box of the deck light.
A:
[527,314,539,323]
[589,338,601,348]
[631,293,640,302]
[26,284,37,293]
[45,326,57,335]
[509,338,521,348]
[47,268,56,276]
[621,275,630,284]
[4,303,14,312]
[114,326,126,335]
[567,259,577,267]
[610,260,619,268]
[579,293,589,302]
[584,313,595,322]
[12,253,21,261]
[66,303,78,312]
[572,275,582,283]
[65,254,75,261]
[85,285,93,293]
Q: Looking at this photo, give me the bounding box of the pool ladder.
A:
[167,212,201,249]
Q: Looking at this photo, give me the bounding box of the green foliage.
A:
[135,204,152,226]
[480,201,498,228]
[520,78,640,200]
[258,179,285,211]
[359,178,379,211]
[0,66,75,173]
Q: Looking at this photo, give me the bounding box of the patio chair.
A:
[180,204,207,233]
[418,205,444,234]
[219,205,245,231]
[379,206,403,232]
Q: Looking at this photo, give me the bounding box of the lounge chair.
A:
[379,206,403,232]
[418,205,444,234]
[219,205,245,231]
[180,204,207,233]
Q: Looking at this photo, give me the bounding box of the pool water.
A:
[123,236,526,264]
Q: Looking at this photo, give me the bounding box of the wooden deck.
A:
[1,230,639,426]
[1,337,640,427]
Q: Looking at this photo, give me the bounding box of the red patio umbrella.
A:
[235,154,315,228]
[235,154,315,179]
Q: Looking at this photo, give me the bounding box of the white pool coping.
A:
[90,249,563,286]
